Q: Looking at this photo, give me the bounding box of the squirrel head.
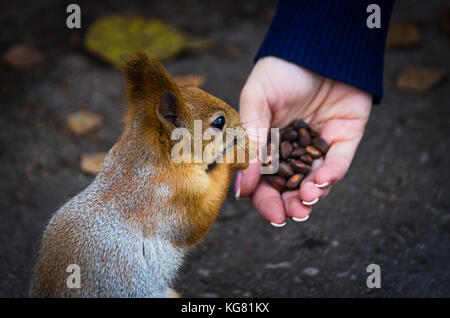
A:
[120,51,250,245]
[123,51,249,173]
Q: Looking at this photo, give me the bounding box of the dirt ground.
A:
[0,0,449,297]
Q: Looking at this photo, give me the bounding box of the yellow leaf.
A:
[85,15,191,68]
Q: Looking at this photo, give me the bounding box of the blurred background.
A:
[0,0,449,297]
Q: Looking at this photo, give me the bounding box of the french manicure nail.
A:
[292,215,309,222]
[270,221,287,228]
[234,171,242,200]
[302,197,319,206]
[315,182,330,188]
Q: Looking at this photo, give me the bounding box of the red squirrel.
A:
[31,51,249,297]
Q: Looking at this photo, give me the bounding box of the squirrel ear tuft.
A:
[159,91,184,127]
[123,51,186,127]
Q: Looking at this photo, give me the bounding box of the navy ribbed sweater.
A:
[256,0,394,104]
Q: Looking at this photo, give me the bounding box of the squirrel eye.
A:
[211,115,226,130]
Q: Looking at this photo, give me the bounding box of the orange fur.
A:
[120,51,248,245]
[31,51,249,297]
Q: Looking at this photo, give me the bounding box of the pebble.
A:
[197,268,211,277]
[336,271,350,278]
[265,261,292,269]
[303,267,319,277]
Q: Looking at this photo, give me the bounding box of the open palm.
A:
[236,56,372,225]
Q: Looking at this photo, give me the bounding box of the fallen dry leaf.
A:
[2,44,45,69]
[386,23,421,49]
[173,75,206,87]
[84,15,211,68]
[396,66,447,92]
[66,111,103,135]
[80,152,106,175]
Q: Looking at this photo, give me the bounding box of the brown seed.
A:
[293,119,309,130]
[290,147,307,158]
[280,141,293,160]
[309,128,320,139]
[264,120,329,195]
[312,137,329,154]
[266,175,286,192]
[298,128,311,147]
[290,159,310,174]
[278,161,295,178]
[299,154,313,165]
[286,174,303,190]
[281,128,298,142]
[279,126,290,135]
[306,145,321,159]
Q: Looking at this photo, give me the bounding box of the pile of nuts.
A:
[264,120,329,192]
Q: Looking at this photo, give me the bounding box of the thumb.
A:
[234,84,272,198]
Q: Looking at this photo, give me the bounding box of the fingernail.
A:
[270,221,287,228]
[292,215,309,222]
[302,198,319,206]
[234,171,242,200]
[315,182,330,188]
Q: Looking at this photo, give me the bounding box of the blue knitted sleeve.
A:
[256,0,394,104]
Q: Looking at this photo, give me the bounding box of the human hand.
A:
[235,56,372,226]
